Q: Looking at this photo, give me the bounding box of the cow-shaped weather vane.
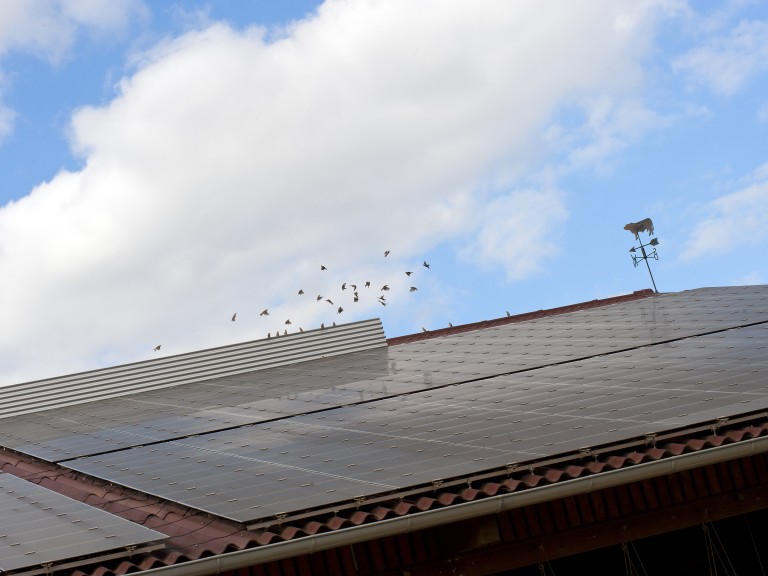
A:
[624,217,660,293]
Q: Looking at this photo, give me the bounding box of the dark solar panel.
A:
[4,287,768,464]
[0,472,164,573]
[65,318,768,526]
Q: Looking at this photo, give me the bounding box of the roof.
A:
[1,285,767,575]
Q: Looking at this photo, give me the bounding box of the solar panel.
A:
[0,472,164,574]
[3,286,768,466]
[65,317,768,527]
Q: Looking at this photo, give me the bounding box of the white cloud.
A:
[460,188,568,280]
[673,19,768,95]
[682,162,768,260]
[0,0,671,384]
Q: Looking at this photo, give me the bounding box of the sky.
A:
[0,0,767,386]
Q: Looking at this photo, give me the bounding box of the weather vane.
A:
[624,217,659,293]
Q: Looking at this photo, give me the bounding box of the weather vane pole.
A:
[624,217,660,293]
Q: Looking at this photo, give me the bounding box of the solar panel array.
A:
[0,472,164,573]
[2,286,767,528]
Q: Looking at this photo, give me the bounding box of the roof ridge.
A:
[387,289,656,345]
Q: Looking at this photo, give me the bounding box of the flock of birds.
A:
[153,251,431,351]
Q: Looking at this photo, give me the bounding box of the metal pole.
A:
[638,242,658,293]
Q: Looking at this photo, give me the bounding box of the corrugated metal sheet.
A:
[0,319,385,419]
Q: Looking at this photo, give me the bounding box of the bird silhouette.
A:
[405,271,413,276]
[153,345,161,351]
[384,250,390,257]
[506,311,511,317]
[448,322,453,327]
[321,323,325,329]
[299,327,304,332]
[260,309,269,316]
[337,306,344,314]
[326,298,334,305]
[365,281,371,288]
[353,295,359,302]
[423,261,430,269]
[232,313,237,321]
[267,333,271,338]
[298,289,304,295]
[422,327,428,332]
[350,284,357,291]
[317,295,323,301]
[409,287,417,292]
[341,283,346,290]
[321,265,327,270]
[379,300,387,306]
[381,285,390,291]
[284,330,287,335]
[285,319,291,325]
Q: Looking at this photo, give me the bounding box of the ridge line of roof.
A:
[386,289,656,345]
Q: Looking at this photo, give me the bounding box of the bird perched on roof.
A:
[423,261,430,268]
[337,306,344,314]
[260,309,269,316]
[506,311,511,317]
[448,322,453,327]
[299,327,304,332]
[232,313,237,321]
[321,265,327,270]
[267,333,271,338]
[422,327,428,332]
[298,289,304,295]
[284,330,287,335]
[321,323,325,329]
[350,284,357,291]
[384,250,390,257]
[409,286,417,292]
[153,345,161,351]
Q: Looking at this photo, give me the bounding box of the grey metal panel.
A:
[0,319,387,419]
[0,472,164,573]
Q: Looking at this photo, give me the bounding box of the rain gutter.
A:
[137,435,768,575]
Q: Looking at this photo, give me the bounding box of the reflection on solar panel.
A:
[66,319,768,527]
[3,287,768,465]
[0,472,164,573]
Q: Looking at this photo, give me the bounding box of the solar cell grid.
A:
[0,472,164,572]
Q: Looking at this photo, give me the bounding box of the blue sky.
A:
[0,0,767,385]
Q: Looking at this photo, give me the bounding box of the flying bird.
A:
[381,285,390,291]
[365,281,371,288]
[317,295,323,301]
[337,306,344,314]
[405,271,413,276]
[379,300,387,306]
[354,295,359,302]
[298,289,304,295]
[423,261,430,269]
[285,319,291,325]
[350,284,357,291]
[341,283,346,290]
[384,250,390,257]
[321,265,327,270]
[409,287,417,292]
[153,345,161,351]
[260,309,269,316]
[232,313,237,321]
[326,298,334,305]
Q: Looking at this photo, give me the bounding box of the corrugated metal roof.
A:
[0,319,385,419]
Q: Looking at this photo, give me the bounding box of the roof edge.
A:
[387,289,656,345]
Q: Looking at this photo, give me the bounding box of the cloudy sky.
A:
[0,0,767,385]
